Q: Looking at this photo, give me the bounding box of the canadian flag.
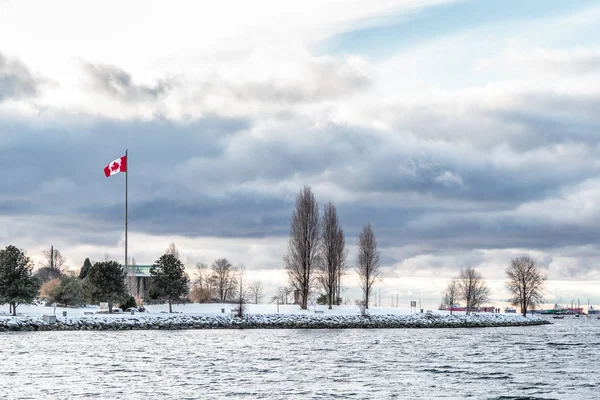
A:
[104,155,127,177]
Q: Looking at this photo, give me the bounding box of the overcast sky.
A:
[1,0,599,308]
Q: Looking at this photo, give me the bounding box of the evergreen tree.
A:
[52,276,85,307]
[79,258,92,279]
[149,253,189,313]
[0,245,39,316]
[83,260,127,312]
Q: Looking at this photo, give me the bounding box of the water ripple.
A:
[0,319,598,399]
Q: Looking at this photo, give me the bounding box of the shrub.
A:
[119,296,137,311]
[40,278,61,304]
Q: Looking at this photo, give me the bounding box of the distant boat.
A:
[552,315,565,319]
[504,307,517,313]
[588,305,599,315]
[541,303,584,315]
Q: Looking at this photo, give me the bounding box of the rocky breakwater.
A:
[0,313,550,332]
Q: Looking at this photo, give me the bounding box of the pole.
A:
[50,245,54,269]
[125,149,128,271]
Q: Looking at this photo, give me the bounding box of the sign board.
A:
[410,301,417,307]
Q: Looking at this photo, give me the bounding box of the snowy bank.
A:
[0,313,550,332]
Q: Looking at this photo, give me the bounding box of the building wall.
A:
[126,265,152,299]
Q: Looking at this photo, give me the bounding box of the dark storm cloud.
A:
[84,194,292,238]
[492,93,600,150]
[1,78,600,274]
[550,247,600,278]
[0,115,249,226]
[0,52,40,102]
[83,62,174,101]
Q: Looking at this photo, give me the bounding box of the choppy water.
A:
[1,316,598,399]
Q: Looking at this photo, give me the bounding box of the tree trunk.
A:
[11,302,16,316]
[169,299,172,313]
[301,288,308,309]
[466,298,470,315]
[108,302,113,313]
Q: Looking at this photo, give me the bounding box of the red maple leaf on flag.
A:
[104,155,126,177]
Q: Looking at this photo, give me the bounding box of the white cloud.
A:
[434,171,463,187]
[1,0,600,306]
[514,178,600,226]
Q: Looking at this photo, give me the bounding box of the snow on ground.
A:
[2,302,473,318]
[0,302,552,331]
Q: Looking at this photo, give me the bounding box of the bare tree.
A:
[41,246,67,269]
[193,262,211,288]
[444,278,459,315]
[272,286,292,304]
[318,203,347,309]
[233,265,249,318]
[458,266,490,314]
[35,246,67,284]
[211,258,237,302]
[166,243,180,260]
[270,292,283,304]
[506,256,547,317]
[248,280,264,304]
[356,223,381,309]
[284,286,292,304]
[284,186,320,309]
[335,234,349,306]
[190,262,213,302]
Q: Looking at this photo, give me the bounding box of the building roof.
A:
[126,265,152,277]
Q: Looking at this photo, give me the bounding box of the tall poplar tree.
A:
[284,186,320,310]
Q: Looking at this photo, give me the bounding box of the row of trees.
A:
[443,266,490,315]
[189,258,264,304]
[0,245,128,315]
[0,241,265,315]
[0,244,191,314]
[1,222,546,318]
[443,256,547,316]
[284,186,382,310]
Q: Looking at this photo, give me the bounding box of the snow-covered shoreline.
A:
[0,312,550,332]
